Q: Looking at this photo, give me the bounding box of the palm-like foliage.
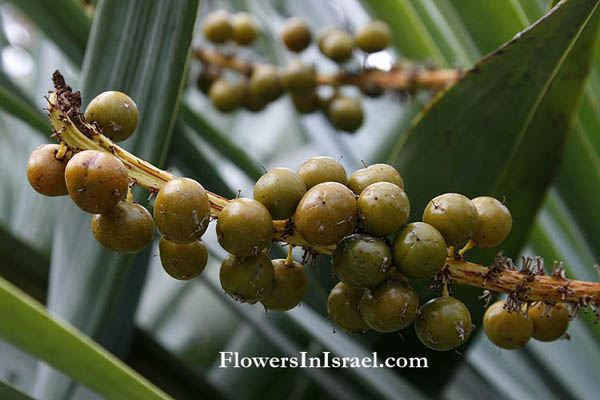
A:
[1,0,599,399]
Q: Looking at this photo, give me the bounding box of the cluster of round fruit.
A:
[26,91,213,281]
[198,10,394,132]
[30,86,570,350]
[483,299,570,349]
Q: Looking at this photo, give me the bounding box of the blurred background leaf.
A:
[0,277,170,400]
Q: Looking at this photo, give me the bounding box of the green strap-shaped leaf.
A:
[389,0,600,259]
[0,380,34,400]
[35,0,200,397]
[0,69,49,136]
[6,0,90,66]
[0,277,170,400]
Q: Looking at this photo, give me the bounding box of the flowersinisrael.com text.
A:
[219,352,428,369]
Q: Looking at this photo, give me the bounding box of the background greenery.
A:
[0,0,599,399]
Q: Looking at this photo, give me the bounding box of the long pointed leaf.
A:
[0,277,170,400]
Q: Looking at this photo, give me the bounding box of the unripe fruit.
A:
[153,178,211,244]
[281,18,311,52]
[196,65,221,94]
[320,30,354,63]
[483,300,532,350]
[159,237,208,280]
[297,156,348,189]
[209,78,242,112]
[423,193,479,247]
[261,259,307,311]
[254,168,306,220]
[282,60,316,93]
[358,182,409,237]
[294,182,357,246]
[360,81,385,98]
[26,144,70,196]
[91,201,154,254]
[231,12,258,45]
[290,92,320,114]
[327,96,363,133]
[85,91,139,142]
[333,234,392,289]
[529,302,570,342]
[317,27,338,54]
[359,279,418,332]
[216,198,273,256]
[65,150,128,214]
[471,196,512,248]
[249,65,283,103]
[220,253,275,303]
[348,163,404,195]
[393,222,447,280]
[327,282,369,334]
[354,20,391,53]
[202,10,233,44]
[241,83,267,112]
[415,296,473,351]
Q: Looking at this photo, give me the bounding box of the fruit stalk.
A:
[47,74,600,307]
[446,258,600,307]
[194,48,463,90]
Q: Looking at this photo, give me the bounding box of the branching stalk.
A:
[46,71,600,311]
[194,48,463,91]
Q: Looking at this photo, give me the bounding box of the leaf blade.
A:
[0,277,171,400]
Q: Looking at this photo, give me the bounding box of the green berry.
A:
[220,253,275,303]
[241,82,268,112]
[65,150,129,214]
[393,222,447,280]
[282,60,316,93]
[471,196,512,248]
[333,234,392,289]
[529,302,570,342]
[354,20,391,53]
[415,296,473,351]
[297,156,348,189]
[202,10,233,44]
[483,300,532,350]
[423,193,479,247]
[294,182,357,246]
[359,279,418,332]
[85,91,139,142]
[360,81,385,98]
[231,12,258,45]
[327,281,369,334]
[250,65,283,103]
[209,78,242,112]
[317,27,337,53]
[196,65,221,94]
[26,144,70,196]
[327,96,363,132]
[254,168,306,220]
[261,259,306,311]
[159,237,208,280]
[153,177,211,244]
[348,163,404,195]
[216,198,273,256]
[91,201,154,253]
[320,30,354,63]
[290,92,320,114]
[281,18,312,52]
[358,182,409,237]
